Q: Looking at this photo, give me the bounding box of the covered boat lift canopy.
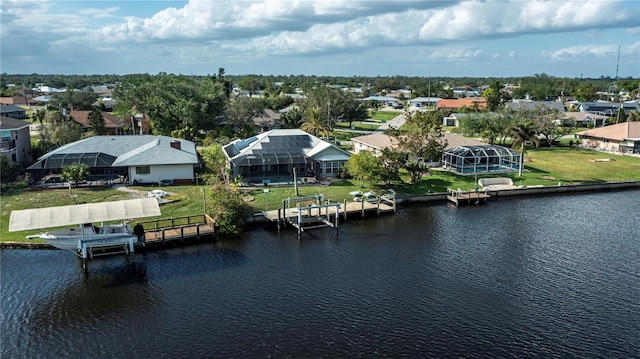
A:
[9,198,161,232]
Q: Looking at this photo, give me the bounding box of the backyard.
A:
[2,146,640,242]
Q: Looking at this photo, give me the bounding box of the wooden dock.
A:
[262,195,396,239]
[138,214,217,245]
[447,188,490,206]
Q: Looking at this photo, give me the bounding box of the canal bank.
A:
[3,180,639,249]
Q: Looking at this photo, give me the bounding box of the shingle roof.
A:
[576,122,640,141]
[351,132,485,151]
[0,116,31,130]
[29,135,197,170]
[0,104,27,114]
[69,110,126,129]
[223,129,350,164]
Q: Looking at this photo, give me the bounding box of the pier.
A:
[447,188,490,206]
[262,194,396,239]
[78,214,217,262]
[138,214,217,245]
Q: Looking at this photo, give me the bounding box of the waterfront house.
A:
[69,110,127,135]
[576,122,640,154]
[28,135,198,185]
[0,116,32,166]
[222,129,351,184]
[352,132,486,167]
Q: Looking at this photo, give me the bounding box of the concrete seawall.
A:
[4,181,639,249]
[398,180,640,204]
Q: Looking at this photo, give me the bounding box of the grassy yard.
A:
[2,146,640,242]
[371,111,401,122]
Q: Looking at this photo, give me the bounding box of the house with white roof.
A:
[28,135,198,185]
[222,129,351,184]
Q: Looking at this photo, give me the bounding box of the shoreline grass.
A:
[2,146,640,243]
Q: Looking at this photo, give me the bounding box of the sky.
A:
[1,0,639,78]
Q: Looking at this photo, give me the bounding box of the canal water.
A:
[2,190,639,358]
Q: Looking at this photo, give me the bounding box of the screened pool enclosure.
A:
[442,145,521,175]
[223,130,351,184]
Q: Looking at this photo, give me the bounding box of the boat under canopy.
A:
[9,198,161,232]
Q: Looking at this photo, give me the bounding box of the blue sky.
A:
[1,0,639,78]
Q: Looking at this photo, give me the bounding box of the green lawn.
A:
[371,111,401,122]
[2,146,640,243]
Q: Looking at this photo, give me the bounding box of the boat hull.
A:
[35,235,138,251]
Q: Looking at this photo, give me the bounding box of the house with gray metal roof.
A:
[28,135,198,185]
[222,129,350,184]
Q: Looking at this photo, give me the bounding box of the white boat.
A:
[9,198,161,256]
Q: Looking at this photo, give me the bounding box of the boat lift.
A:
[277,195,341,240]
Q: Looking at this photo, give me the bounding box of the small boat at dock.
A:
[9,198,161,255]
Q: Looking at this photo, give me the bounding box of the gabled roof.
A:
[576,122,640,141]
[351,132,485,151]
[0,116,31,130]
[223,129,350,165]
[28,135,197,170]
[69,111,126,129]
[253,109,281,127]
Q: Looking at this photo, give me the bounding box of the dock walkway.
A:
[447,188,490,206]
[139,214,217,245]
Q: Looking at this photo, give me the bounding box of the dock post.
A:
[393,194,396,212]
[377,197,380,216]
[297,207,302,240]
[277,208,282,230]
[343,200,347,221]
[361,198,365,218]
[334,204,339,235]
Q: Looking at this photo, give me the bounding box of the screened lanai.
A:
[223,129,350,184]
[442,145,521,175]
[27,152,124,180]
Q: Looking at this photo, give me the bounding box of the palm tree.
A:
[506,121,540,176]
[300,106,329,138]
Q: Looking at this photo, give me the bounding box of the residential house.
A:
[578,101,639,116]
[222,129,351,183]
[28,135,198,185]
[69,110,127,135]
[442,112,501,127]
[0,104,27,119]
[361,96,401,108]
[409,97,441,108]
[505,100,566,113]
[0,116,32,166]
[437,98,487,112]
[576,122,640,154]
[351,132,486,167]
[253,109,281,133]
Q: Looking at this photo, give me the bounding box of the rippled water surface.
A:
[2,190,640,358]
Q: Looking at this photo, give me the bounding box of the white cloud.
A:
[541,41,640,60]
